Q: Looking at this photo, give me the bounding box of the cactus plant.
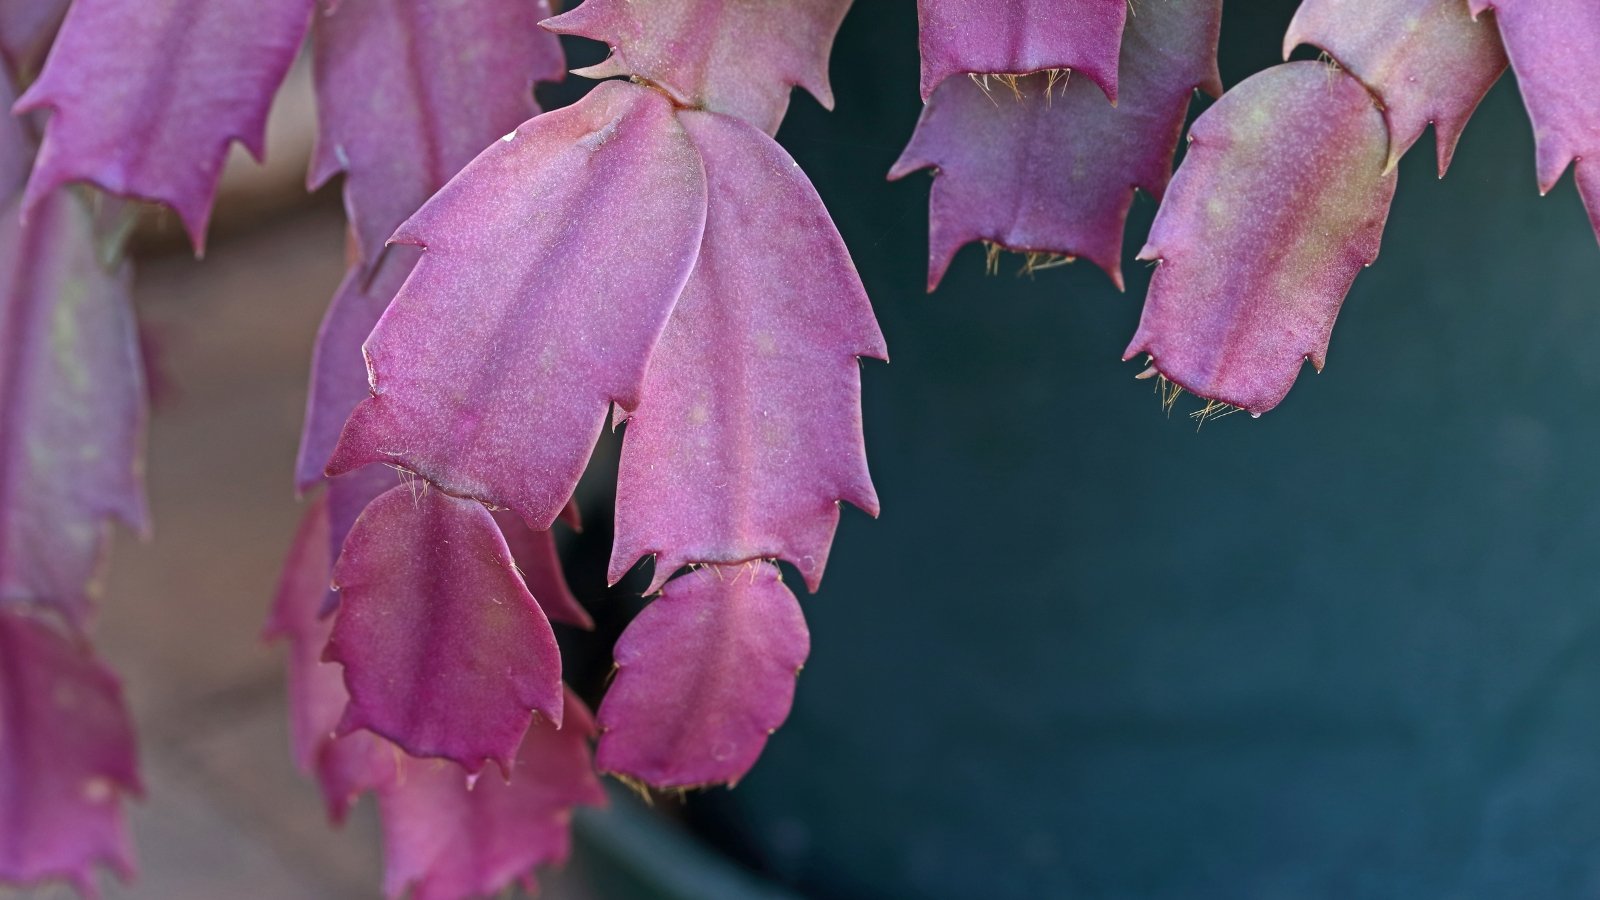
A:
[3,1,1600,896]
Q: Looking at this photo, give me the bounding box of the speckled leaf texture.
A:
[325,485,564,775]
[891,0,1222,290]
[543,0,852,135]
[1286,0,1506,175]
[268,501,602,885]
[916,0,1126,101]
[1125,61,1397,415]
[310,0,564,266]
[598,563,808,788]
[327,81,708,530]
[0,0,68,79]
[16,0,314,251]
[1469,0,1600,244]
[613,109,883,593]
[377,689,604,900]
[0,610,139,895]
[0,186,146,626]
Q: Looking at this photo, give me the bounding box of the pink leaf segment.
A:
[891,0,1222,290]
[325,484,564,776]
[327,80,709,531]
[493,509,591,630]
[1469,0,1600,244]
[0,186,146,626]
[1124,61,1397,415]
[263,494,397,821]
[378,689,605,900]
[268,500,602,888]
[613,108,884,593]
[543,0,853,135]
[16,0,315,252]
[296,249,419,493]
[597,562,809,789]
[310,0,565,266]
[0,609,140,896]
[915,0,1127,101]
[1285,0,1507,176]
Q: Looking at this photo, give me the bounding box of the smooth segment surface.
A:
[612,108,884,593]
[916,0,1126,100]
[326,81,709,531]
[1286,0,1507,175]
[893,0,1223,290]
[544,0,852,135]
[1470,0,1600,244]
[325,485,564,776]
[1125,62,1397,414]
[597,563,809,788]
[310,0,564,265]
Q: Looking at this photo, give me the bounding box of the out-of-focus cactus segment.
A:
[16,0,315,252]
[0,609,140,896]
[310,0,565,266]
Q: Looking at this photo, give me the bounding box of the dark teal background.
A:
[558,2,1600,897]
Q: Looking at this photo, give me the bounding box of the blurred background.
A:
[18,1,1600,898]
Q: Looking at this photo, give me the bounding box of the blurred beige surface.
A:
[13,200,596,900]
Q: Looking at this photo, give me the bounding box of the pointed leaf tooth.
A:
[1284,0,1507,176]
[492,508,591,630]
[915,0,1126,101]
[1470,0,1600,243]
[14,0,315,253]
[0,189,146,626]
[377,688,604,900]
[326,81,709,530]
[325,484,564,776]
[892,0,1222,291]
[611,108,884,595]
[0,609,140,894]
[1124,62,1397,415]
[597,562,808,789]
[296,248,419,493]
[310,0,565,266]
[542,0,852,135]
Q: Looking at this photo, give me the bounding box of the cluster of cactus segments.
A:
[3,0,1599,896]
